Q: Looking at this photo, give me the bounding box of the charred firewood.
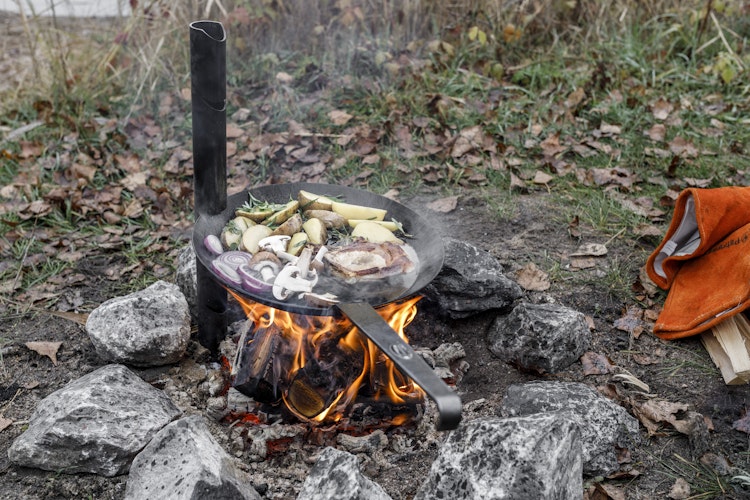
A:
[284,338,365,421]
[232,323,284,403]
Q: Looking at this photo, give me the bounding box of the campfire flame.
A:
[229,291,425,425]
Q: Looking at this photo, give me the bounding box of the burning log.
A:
[232,323,283,403]
[286,371,327,419]
[284,338,365,421]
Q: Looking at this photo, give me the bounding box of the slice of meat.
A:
[323,241,415,280]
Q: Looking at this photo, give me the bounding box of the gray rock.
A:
[336,430,388,454]
[487,301,591,373]
[422,238,522,318]
[175,243,197,321]
[246,424,307,462]
[297,447,392,500]
[500,381,642,476]
[415,414,582,500]
[8,364,181,477]
[124,415,260,500]
[86,280,191,367]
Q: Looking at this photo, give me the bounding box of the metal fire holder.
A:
[190,20,228,354]
[189,21,461,430]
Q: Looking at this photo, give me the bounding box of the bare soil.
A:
[1,188,749,499]
[1,10,749,500]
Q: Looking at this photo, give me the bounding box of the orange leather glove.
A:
[646,186,750,290]
[654,222,750,339]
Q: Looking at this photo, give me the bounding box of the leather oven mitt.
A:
[646,186,750,290]
[654,222,750,340]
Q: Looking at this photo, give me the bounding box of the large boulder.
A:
[415,413,582,499]
[86,280,191,366]
[487,301,591,373]
[125,415,260,500]
[500,381,642,476]
[8,364,181,476]
[422,238,522,319]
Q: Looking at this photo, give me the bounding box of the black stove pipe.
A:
[190,21,227,354]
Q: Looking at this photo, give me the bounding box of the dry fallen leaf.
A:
[668,477,691,500]
[426,196,459,213]
[48,310,89,326]
[532,170,554,185]
[226,123,244,139]
[275,71,294,84]
[382,189,400,201]
[120,172,147,191]
[581,351,614,375]
[669,136,699,158]
[732,410,750,434]
[515,262,550,291]
[595,483,626,500]
[599,122,622,136]
[509,172,527,191]
[651,98,674,120]
[570,243,608,257]
[328,109,353,126]
[613,306,645,339]
[570,257,598,269]
[645,123,666,141]
[25,341,63,366]
[0,417,12,433]
[633,399,706,437]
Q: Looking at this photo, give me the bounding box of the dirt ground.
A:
[1,9,750,500]
[1,187,749,499]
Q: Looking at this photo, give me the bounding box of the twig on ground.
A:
[710,11,745,70]
[695,0,714,47]
[603,227,627,248]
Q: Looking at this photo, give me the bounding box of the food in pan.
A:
[204,189,417,305]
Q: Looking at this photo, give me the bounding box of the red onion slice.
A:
[238,263,272,293]
[211,260,242,286]
[215,250,252,270]
[204,234,224,255]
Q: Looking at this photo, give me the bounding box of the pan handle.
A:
[337,302,462,431]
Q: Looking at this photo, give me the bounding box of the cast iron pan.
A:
[193,182,461,430]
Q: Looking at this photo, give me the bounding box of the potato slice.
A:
[302,218,328,245]
[220,216,254,249]
[221,229,242,250]
[262,200,300,226]
[241,225,273,253]
[351,221,403,244]
[347,219,400,232]
[298,190,334,211]
[288,232,309,256]
[232,216,255,232]
[331,201,387,221]
[303,210,347,229]
[236,207,274,222]
[271,213,303,236]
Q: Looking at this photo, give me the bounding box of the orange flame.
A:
[229,291,425,424]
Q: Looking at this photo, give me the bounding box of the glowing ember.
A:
[228,290,425,426]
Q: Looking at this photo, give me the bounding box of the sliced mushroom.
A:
[249,251,282,282]
[296,247,314,279]
[258,235,291,255]
[272,265,317,300]
[311,246,328,274]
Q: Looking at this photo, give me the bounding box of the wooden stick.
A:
[702,313,750,385]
